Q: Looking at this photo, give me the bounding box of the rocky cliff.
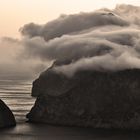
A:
[27,62,140,129]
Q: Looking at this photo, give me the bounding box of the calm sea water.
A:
[0,78,35,123]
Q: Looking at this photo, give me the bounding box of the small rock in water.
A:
[0,99,16,128]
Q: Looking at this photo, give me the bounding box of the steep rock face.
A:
[27,63,140,129]
[0,99,16,128]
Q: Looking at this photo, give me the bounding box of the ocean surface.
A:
[0,78,35,123]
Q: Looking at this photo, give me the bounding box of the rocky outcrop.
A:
[27,62,140,129]
[0,99,16,128]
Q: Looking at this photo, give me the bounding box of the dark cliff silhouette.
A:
[27,61,140,129]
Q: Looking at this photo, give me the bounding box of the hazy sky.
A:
[0,0,140,38]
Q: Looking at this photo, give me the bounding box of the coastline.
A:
[1,75,140,140]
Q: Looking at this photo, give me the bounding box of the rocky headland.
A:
[27,61,140,129]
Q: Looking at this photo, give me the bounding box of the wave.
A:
[0,79,35,123]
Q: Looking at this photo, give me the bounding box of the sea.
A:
[0,77,35,123]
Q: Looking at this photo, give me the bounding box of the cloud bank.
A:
[3,4,140,78]
[0,37,49,80]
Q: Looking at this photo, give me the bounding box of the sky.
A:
[0,0,140,38]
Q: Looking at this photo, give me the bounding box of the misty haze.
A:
[1,1,140,140]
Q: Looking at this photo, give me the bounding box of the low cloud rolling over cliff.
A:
[2,4,140,78]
